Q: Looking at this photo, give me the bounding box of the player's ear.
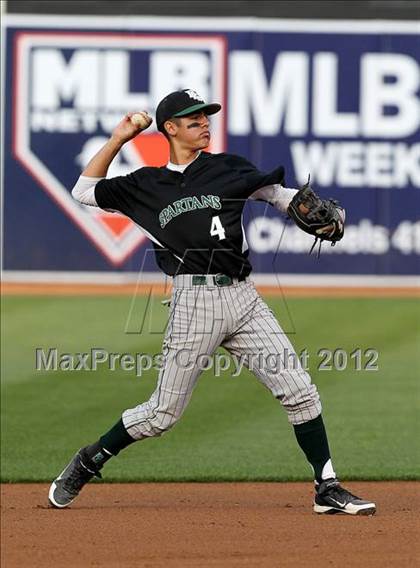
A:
[164,119,178,137]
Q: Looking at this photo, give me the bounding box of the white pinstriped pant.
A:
[122,277,322,439]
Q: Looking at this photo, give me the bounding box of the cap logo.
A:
[185,89,204,102]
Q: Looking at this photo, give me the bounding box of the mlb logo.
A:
[13,32,227,264]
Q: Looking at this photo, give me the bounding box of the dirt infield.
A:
[2,282,419,297]
[1,483,419,567]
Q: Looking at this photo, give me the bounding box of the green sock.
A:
[99,418,135,456]
[293,414,332,483]
[83,419,135,469]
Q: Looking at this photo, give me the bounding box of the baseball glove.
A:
[287,177,345,256]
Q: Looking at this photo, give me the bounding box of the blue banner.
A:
[3,17,419,274]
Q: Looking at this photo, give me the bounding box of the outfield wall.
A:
[2,15,419,281]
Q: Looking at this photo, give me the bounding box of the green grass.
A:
[1,294,419,482]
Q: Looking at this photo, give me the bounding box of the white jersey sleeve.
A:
[71,175,104,207]
[249,184,298,214]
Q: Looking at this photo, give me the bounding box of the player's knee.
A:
[147,409,180,436]
[124,406,182,440]
[277,384,322,425]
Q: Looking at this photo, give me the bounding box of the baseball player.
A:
[49,89,375,516]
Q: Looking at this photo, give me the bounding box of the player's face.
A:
[171,112,211,149]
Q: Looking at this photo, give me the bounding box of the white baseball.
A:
[130,112,152,129]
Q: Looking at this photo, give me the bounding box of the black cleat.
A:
[48,448,102,509]
[314,478,376,516]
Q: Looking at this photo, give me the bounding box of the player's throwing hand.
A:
[112,111,152,144]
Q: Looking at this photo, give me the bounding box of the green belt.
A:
[192,274,239,287]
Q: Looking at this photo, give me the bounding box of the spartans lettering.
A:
[159,195,221,228]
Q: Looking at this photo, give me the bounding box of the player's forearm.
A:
[250,185,298,213]
[271,186,299,212]
[81,135,125,177]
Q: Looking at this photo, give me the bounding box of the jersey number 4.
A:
[210,215,226,241]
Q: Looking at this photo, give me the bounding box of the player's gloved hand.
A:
[111,112,153,144]
[287,177,345,256]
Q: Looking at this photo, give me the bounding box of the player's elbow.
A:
[71,176,99,207]
[71,184,83,202]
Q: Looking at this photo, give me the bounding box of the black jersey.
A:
[95,152,285,277]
